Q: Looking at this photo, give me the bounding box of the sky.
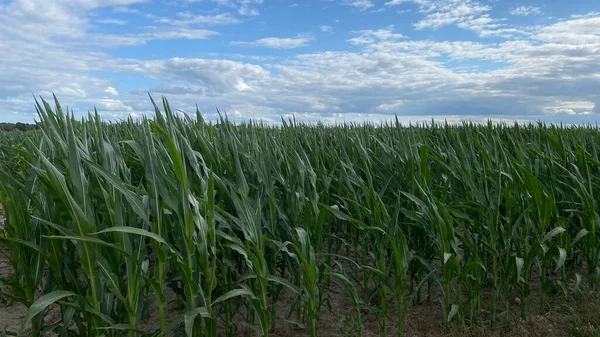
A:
[0,0,599,125]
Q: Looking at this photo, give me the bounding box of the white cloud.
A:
[543,100,595,115]
[84,28,219,47]
[385,0,407,5]
[385,0,524,38]
[39,87,87,98]
[534,16,600,44]
[231,35,313,49]
[96,18,127,25]
[510,6,543,16]
[0,0,218,121]
[200,0,262,16]
[238,6,259,16]
[1,0,599,126]
[144,28,218,40]
[96,98,137,119]
[367,7,386,14]
[98,98,133,112]
[377,101,404,112]
[413,1,491,30]
[126,58,270,94]
[0,0,147,40]
[342,0,374,11]
[234,78,252,91]
[157,12,240,25]
[319,25,333,33]
[348,26,404,45]
[140,15,598,121]
[105,86,119,96]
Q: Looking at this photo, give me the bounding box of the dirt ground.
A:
[0,251,24,334]
[0,208,25,333]
[1,204,599,337]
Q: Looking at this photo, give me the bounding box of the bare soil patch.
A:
[0,206,26,334]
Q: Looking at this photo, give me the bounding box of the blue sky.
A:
[0,0,599,124]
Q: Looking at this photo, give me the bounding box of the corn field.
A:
[0,96,599,337]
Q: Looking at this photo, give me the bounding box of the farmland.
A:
[1,97,600,336]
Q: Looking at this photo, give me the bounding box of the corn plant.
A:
[1,96,600,337]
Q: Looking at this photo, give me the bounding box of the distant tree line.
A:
[0,122,38,132]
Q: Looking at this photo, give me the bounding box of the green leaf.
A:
[574,273,582,292]
[95,324,148,335]
[573,229,589,245]
[323,204,353,222]
[212,288,256,306]
[93,226,167,246]
[542,227,566,243]
[0,237,43,254]
[443,252,452,264]
[447,304,459,323]
[92,227,183,262]
[515,257,524,283]
[84,159,150,225]
[267,274,301,296]
[22,291,75,331]
[184,307,210,337]
[555,247,567,272]
[401,191,428,211]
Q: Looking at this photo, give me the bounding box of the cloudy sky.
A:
[0,0,599,124]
